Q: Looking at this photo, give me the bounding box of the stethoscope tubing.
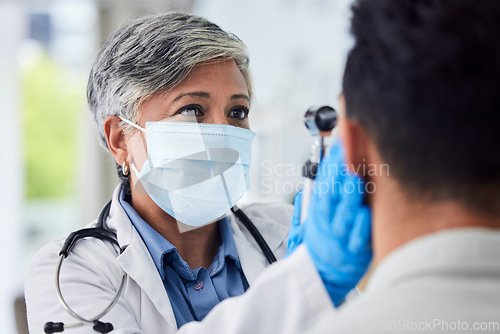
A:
[54,249,127,328]
[48,198,275,332]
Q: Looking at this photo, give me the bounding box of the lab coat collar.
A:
[227,207,289,285]
[104,185,178,331]
[366,228,500,293]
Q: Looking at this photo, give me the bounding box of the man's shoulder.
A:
[309,274,500,333]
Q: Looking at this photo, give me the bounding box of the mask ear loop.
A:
[119,116,146,132]
[119,116,150,189]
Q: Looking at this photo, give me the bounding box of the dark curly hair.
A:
[343,0,500,215]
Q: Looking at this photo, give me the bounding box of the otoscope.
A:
[301,106,338,223]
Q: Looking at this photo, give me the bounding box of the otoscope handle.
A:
[300,138,322,223]
[301,105,337,223]
[301,177,314,223]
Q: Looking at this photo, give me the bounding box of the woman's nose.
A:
[206,111,229,125]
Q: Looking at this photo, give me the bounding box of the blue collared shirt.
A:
[118,190,249,327]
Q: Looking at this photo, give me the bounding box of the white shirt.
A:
[316,228,500,333]
[179,228,500,334]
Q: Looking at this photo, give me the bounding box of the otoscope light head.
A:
[315,106,337,131]
[304,105,338,136]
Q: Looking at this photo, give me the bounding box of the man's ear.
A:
[338,94,369,174]
[103,116,128,165]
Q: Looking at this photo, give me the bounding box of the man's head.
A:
[341,0,500,217]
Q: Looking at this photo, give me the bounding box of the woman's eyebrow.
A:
[172,92,211,102]
[172,92,249,102]
[231,94,250,101]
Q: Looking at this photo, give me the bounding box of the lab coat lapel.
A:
[229,213,288,286]
[106,186,178,331]
[232,230,269,285]
[117,234,178,330]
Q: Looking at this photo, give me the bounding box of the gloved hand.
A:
[286,141,372,307]
[286,190,304,254]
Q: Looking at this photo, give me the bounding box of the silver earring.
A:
[122,161,129,176]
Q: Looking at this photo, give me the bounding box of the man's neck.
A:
[371,177,500,265]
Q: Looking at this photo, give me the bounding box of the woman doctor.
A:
[25,12,292,333]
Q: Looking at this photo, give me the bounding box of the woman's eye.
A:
[178,105,204,117]
[229,107,249,120]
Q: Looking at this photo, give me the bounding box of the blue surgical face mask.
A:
[120,117,256,227]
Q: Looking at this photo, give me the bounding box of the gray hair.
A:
[87,12,251,191]
[87,12,251,150]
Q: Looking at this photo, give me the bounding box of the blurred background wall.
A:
[0,0,353,332]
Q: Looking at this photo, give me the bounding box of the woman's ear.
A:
[103,116,128,165]
[338,94,369,174]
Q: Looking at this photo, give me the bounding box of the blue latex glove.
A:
[286,190,304,254]
[287,141,372,306]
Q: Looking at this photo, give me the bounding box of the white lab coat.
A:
[25,185,294,334]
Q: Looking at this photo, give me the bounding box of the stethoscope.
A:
[44,198,276,333]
